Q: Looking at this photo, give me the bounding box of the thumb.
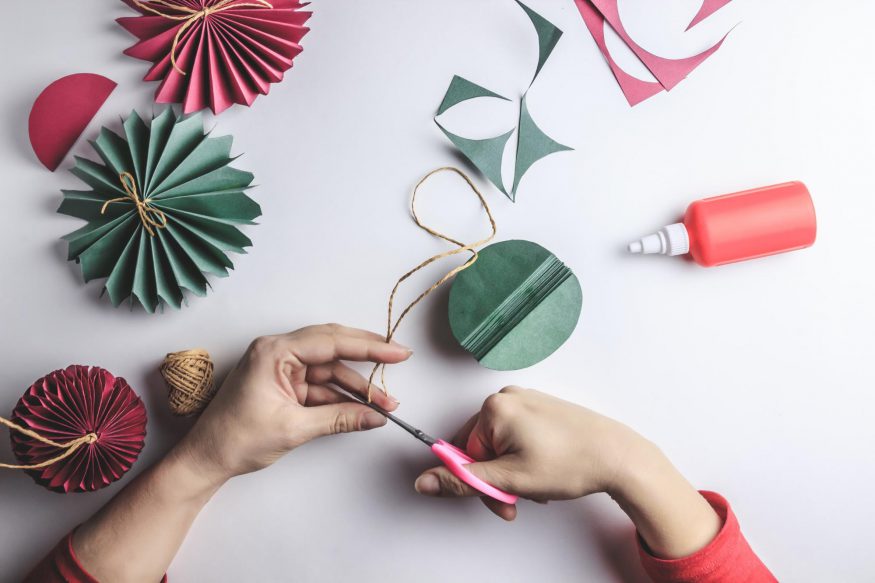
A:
[414,458,518,499]
[301,403,388,439]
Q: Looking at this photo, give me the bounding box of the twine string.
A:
[101,172,168,237]
[0,416,97,471]
[133,0,273,75]
[366,167,497,401]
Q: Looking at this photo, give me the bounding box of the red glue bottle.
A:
[628,182,816,267]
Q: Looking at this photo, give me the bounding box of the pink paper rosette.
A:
[118,0,311,114]
[10,365,147,493]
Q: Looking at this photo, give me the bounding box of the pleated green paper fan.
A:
[58,109,261,312]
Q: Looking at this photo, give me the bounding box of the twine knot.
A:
[134,0,274,75]
[100,172,168,237]
[160,349,217,416]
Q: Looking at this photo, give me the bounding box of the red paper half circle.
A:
[28,73,117,171]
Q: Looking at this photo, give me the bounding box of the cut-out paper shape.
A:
[515,0,562,83]
[436,123,514,197]
[686,0,732,30]
[589,0,728,91]
[435,1,572,202]
[436,75,510,116]
[574,0,663,106]
[117,0,311,115]
[511,95,573,195]
[9,365,147,493]
[28,73,117,172]
[448,240,582,371]
[58,109,261,312]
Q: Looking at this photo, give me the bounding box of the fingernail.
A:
[389,395,400,405]
[361,412,387,430]
[414,473,440,496]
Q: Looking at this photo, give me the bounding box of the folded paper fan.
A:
[8,365,147,493]
[448,240,582,371]
[118,0,311,114]
[58,108,261,312]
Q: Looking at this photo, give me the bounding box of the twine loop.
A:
[101,172,168,237]
[367,167,497,401]
[0,416,98,471]
[134,0,274,75]
[160,349,217,416]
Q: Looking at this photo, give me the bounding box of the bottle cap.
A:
[628,223,690,256]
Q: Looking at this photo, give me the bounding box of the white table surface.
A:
[2,1,873,581]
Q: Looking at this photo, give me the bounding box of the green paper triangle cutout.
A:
[511,94,572,197]
[516,0,563,83]
[434,2,571,202]
[435,120,513,196]
[436,75,511,116]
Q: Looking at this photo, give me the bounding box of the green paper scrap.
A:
[515,0,563,82]
[58,109,260,312]
[448,240,582,371]
[436,75,511,116]
[511,94,573,197]
[435,121,513,196]
[434,1,571,202]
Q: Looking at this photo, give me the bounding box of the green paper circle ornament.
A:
[448,240,582,371]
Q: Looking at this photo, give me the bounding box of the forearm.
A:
[610,441,722,559]
[73,439,228,582]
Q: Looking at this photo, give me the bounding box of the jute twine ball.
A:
[160,349,216,417]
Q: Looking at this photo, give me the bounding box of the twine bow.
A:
[134,0,274,75]
[367,167,497,401]
[101,172,168,237]
[0,416,98,471]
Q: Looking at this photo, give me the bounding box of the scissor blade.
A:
[335,388,437,446]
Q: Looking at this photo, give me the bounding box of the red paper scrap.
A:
[589,0,728,91]
[28,73,116,171]
[686,0,732,30]
[574,0,662,107]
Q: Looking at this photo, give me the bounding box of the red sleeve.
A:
[24,530,167,583]
[638,491,775,583]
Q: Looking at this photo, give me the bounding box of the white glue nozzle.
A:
[627,223,690,257]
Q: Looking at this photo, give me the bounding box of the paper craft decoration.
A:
[58,108,261,312]
[5,365,147,493]
[687,0,732,30]
[118,0,311,114]
[574,0,730,105]
[28,73,117,171]
[161,349,217,416]
[435,1,572,202]
[448,240,581,371]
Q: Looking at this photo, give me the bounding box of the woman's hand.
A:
[413,387,649,519]
[413,387,722,559]
[178,324,412,482]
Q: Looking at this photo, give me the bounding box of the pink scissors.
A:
[343,390,518,504]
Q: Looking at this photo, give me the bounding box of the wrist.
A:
[606,442,722,559]
[167,434,234,494]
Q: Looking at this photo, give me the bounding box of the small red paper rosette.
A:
[118,0,311,114]
[9,365,147,493]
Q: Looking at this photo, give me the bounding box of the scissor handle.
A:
[430,439,518,504]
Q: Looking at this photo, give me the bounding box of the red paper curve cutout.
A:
[28,73,116,172]
[686,0,732,30]
[10,365,147,493]
[590,0,728,91]
[118,0,311,114]
[575,0,662,106]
